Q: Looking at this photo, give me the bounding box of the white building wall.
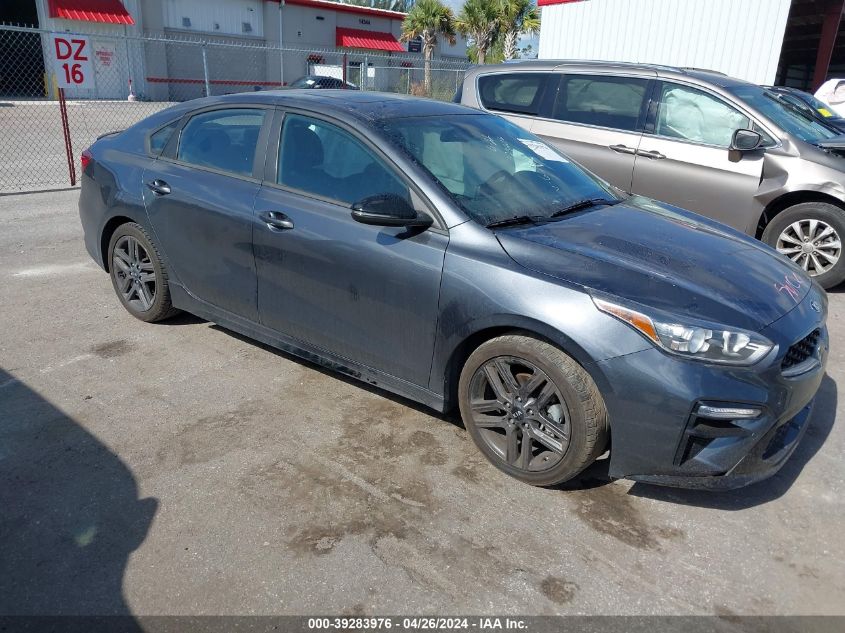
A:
[163,0,264,38]
[34,0,145,99]
[538,0,792,85]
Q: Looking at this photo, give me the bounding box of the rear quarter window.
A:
[148,120,179,156]
[477,73,549,115]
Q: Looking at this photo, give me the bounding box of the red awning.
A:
[48,0,135,25]
[336,27,404,52]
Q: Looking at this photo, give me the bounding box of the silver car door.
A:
[530,73,654,192]
[631,81,765,232]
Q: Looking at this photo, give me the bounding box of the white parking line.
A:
[12,262,96,278]
[40,353,94,374]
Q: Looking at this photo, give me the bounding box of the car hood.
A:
[495,197,811,332]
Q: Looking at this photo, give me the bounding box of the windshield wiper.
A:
[486,215,541,229]
[549,197,619,219]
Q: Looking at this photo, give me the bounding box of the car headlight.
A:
[593,296,773,365]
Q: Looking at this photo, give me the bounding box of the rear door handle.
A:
[145,179,171,195]
[609,144,638,155]
[259,211,294,231]
[638,150,667,160]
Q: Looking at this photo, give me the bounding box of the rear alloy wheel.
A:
[763,202,845,289]
[108,222,178,322]
[458,335,607,487]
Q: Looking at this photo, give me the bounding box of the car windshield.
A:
[729,85,841,143]
[291,77,323,88]
[378,114,618,227]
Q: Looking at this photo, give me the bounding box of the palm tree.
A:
[455,0,500,66]
[499,0,540,61]
[401,0,455,94]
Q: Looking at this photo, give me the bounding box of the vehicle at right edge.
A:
[458,61,845,289]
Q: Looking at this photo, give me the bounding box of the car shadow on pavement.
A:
[627,374,838,510]
[0,368,156,623]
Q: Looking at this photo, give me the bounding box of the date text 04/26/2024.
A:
[307,617,528,630]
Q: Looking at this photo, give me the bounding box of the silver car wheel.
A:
[776,219,842,276]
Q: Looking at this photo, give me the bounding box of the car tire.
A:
[107,222,179,323]
[762,202,845,290]
[458,334,608,487]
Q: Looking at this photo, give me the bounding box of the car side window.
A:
[149,120,179,156]
[654,83,750,147]
[477,73,549,115]
[552,75,649,131]
[277,114,410,206]
[177,108,265,177]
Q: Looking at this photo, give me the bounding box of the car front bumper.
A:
[593,288,828,490]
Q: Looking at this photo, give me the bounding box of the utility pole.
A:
[278,0,285,87]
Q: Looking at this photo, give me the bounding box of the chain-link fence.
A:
[0,24,471,193]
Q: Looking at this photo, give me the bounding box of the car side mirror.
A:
[730,129,763,152]
[351,194,433,228]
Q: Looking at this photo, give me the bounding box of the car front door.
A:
[142,106,270,321]
[530,73,654,192]
[252,111,447,387]
[631,81,766,231]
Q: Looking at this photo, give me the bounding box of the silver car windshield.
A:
[729,85,840,143]
[379,114,618,227]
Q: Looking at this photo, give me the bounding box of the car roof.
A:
[184,90,478,122]
[468,59,755,89]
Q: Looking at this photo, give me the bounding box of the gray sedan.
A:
[79,91,828,489]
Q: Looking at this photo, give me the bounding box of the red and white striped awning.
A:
[48,0,135,25]
[336,27,405,52]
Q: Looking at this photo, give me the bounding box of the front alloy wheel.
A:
[775,219,841,276]
[468,357,570,472]
[458,334,608,487]
[763,202,845,289]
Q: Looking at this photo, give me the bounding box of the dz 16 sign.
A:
[52,34,93,89]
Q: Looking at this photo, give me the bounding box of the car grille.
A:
[781,329,821,372]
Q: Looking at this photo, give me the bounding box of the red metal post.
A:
[812,0,845,91]
[58,88,76,187]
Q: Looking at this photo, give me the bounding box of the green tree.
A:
[468,37,504,65]
[341,0,415,11]
[519,42,537,59]
[499,0,540,61]
[455,0,500,65]
[401,0,455,93]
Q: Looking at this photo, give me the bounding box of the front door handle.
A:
[259,211,294,231]
[609,144,638,155]
[145,179,171,195]
[638,149,667,160]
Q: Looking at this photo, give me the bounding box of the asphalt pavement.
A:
[1,189,843,616]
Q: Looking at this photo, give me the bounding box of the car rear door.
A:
[251,110,447,387]
[529,72,655,192]
[142,105,271,321]
[630,81,765,231]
